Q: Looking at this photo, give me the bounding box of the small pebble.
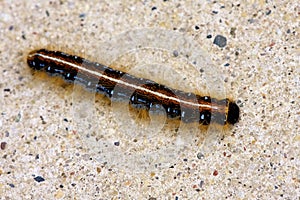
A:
[5,131,9,137]
[199,180,204,188]
[213,170,218,176]
[15,113,21,122]
[197,152,204,159]
[230,27,236,37]
[34,176,45,183]
[1,142,7,150]
[79,13,86,18]
[21,32,26,40]
[266,9,271,15]
[173,50,179,57]
[213,35,227,47]
[114,141,120,146]
[97,167,101,173]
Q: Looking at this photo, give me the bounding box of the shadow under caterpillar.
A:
[27,49,240,126]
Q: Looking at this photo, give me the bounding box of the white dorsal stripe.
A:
[37,53,221,110]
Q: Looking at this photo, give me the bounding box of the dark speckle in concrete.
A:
[213,35,227,47]
[34,176,45,183]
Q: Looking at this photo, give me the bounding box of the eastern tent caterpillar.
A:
[27,49,239,126]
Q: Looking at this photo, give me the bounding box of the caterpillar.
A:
[27,49,240,126]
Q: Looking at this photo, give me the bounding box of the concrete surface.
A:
[0,0,299,199]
